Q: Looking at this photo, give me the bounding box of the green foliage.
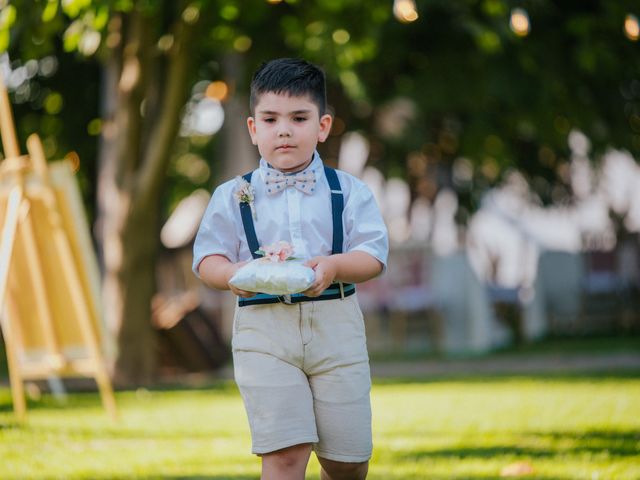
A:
[1,0,638,213]
[0,4,17,52]
[353,1,640,204]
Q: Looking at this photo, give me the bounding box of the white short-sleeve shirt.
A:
[192,151,388,276]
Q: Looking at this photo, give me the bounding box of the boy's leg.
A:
[262,443,313,480]
[304,296,373,470]
[317,456,369,480]
[233,304,320,455]
[309,361,372,464]
[234,350,319,454]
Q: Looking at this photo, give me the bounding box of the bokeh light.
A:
[44,92,63,114]
[205,81,229,101]
[393,0,419,24]
[64,150,80,172]
[510,8,530,37]
[157,34,174,52]
[181,5,200,24]
[332,29,350,45]
[233,35,252,52]
[87,118,102,136]
[624,14,639,41]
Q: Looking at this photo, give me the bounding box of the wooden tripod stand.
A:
[0,75,117,421]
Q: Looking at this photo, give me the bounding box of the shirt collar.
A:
[259,151,322,180]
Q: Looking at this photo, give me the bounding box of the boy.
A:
[193,58,388,480]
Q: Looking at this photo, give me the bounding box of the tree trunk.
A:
[215,53,257,341]
[113,203,160,385]
[96,6,200,385]
[220,53,256,180]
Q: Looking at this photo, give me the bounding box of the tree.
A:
[3,0,638,384]
[352,1,640,210]
[3,1,209,384]
[2,0,389,384]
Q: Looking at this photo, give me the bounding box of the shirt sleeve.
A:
[192,184,240,277]
[343,181,389,271]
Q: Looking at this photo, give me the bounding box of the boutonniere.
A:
[234,176,257,220]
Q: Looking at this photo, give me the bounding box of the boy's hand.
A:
[304,256,338,297]
[227,261,256,298]
[229,284,256,298]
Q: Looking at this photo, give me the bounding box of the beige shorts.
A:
[231,294,372,463]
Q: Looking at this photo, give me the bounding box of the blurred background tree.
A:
[1,0,638,384]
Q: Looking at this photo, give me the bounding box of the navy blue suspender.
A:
[237,166,354,306]
[325,167,344,256]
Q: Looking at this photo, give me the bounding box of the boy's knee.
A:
[263,443,312,469]
[318,457,369,480]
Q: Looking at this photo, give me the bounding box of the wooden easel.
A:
[0,75,117,421]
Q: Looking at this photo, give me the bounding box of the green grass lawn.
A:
[1,373,639,479]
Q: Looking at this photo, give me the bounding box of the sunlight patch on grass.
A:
[371,378,640,479]
[0,376,639,479]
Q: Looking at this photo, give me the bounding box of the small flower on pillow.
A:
[229,241,315,295]
[256,240,295,263]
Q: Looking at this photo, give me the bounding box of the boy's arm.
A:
[198,254,256,298]
[304,251,383,297]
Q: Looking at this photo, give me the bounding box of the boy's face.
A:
[247,92,332,173]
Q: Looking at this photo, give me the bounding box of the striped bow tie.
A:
[264,170,316,195]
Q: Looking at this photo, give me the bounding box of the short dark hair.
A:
[249,58,327,115]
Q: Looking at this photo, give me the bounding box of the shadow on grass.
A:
[3,424,237,440]
[388,476,572,480]
[115,378,238,394]
[0,419,20,430]
[0,378,239,412]
[373,370,640,385]
[158,477,255,480]
[111,476,257,480]
[1,472,582,480]
[0,394,108,413]
[5,476,258,480]
[22,475,578,480]
[397,428,640,462]
[159,477,258,480]
[369,476,573,480]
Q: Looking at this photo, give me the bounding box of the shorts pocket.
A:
[232,304,242,336]
[233,304,261,336]
[347,295,366,330]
